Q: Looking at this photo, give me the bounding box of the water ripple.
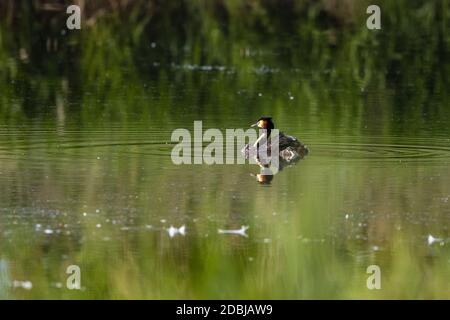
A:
[313,142,450,162]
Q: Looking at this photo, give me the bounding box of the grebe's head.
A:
[251,117,274,130]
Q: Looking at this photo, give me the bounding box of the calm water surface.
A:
[1,43,449,298]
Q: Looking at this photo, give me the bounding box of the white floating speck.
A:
[95,209,100,213]
[96,224,101,228]
[167,225,186,238]
[345,214,349,220]
[218,226,249,238]
[160,219,167,224]
[44,229,54,235]
[13,280,33,290]
[263,238,272,243]
[83,212,87,217]
[428,234,444,245]
[52,282,63,289]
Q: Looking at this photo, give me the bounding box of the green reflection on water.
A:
[0,0,449,299]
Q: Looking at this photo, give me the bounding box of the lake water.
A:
[0,2,449,299]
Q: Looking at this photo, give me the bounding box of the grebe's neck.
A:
[253,129,271,147]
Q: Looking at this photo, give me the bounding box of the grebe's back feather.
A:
[278,132,309,160]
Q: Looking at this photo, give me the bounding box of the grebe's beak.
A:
[251,122,258,128]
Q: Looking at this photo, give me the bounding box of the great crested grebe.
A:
[243,117,309,163]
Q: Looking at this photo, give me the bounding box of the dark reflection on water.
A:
[0,1,449,299]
